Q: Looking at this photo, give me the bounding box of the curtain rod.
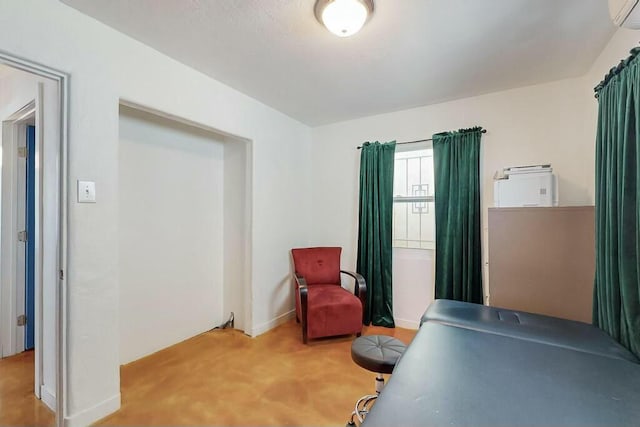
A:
[356,129,486,149]
[594,46,640,97]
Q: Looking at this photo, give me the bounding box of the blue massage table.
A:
[362,300,640,426]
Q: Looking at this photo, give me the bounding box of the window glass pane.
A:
[392,147,435,250]
[407,202,421,243]
[421,152,434,196]
[394,158,407,197]
[407,157,420,197]
[427,157,434,196]
[420,202,435,242]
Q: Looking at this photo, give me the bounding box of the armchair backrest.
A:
[291,247,342,285]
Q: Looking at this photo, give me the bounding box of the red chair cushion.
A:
[291,247,341,285]
[306,285,363,339]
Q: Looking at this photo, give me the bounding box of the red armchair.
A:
[291,247,366,344]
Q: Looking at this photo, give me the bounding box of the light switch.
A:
[78,180,96,203]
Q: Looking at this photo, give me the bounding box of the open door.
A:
[24,124,35,351]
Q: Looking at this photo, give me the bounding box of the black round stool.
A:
[347,335,406,426]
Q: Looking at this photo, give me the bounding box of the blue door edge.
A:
[25,125,35,351]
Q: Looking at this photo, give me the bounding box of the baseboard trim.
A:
[394,317,420,330]
[248,312,418,335]
[64,393,121,427]
[249,309,295,337]
[40,385,56,411]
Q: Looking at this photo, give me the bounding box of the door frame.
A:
[0,50,69,427]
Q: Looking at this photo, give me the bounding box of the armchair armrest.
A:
[340,270,367,308]
[295,273,309,343]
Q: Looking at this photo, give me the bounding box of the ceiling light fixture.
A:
[314,0,374,37]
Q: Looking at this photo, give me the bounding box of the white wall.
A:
[0,69,41,124]
[118,106,225,365]
[223,138,249,332]
[0,1,312,425]
[392,248,434,328]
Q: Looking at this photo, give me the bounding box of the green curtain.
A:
[432,127,483,304]
[357,141,396,327]
[593,47,640,358]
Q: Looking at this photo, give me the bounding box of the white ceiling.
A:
[62,0,616,126]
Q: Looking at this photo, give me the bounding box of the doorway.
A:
[1,102,37,359]
[25,124,36,352]
[0,52,68,427]
[13,116,37,355]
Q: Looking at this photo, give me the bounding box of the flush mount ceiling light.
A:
[314,0,374,37]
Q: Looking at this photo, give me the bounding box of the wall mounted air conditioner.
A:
[609,0,640,29]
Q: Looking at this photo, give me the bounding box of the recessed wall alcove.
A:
[118,103,251,364]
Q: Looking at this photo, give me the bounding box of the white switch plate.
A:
[78,180,96,203]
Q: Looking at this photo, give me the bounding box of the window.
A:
[392,145,435,249]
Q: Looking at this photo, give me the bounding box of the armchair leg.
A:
[303,328,308,344]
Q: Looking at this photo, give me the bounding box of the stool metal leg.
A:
[347,373,385,426]
[349,394,377,425]
[375,373,384,394]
